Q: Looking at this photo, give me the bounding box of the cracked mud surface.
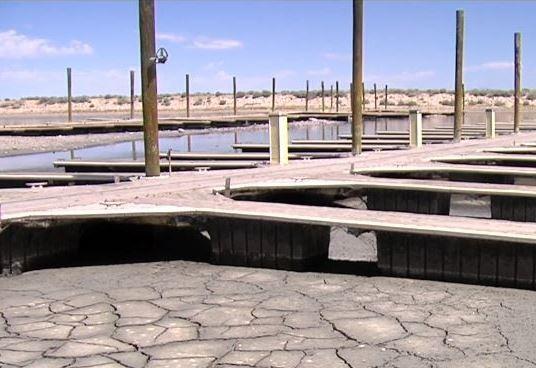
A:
[0,261,535,367]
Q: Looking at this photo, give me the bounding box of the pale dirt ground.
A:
[2,91,535,117]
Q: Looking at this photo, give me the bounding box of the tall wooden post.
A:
[335,81,340,112]
[185,74,190,118]
[67,67,72,122]
[233,76,237,116]
[130,70,135,119]
[514,32,522,133]
[374,83,377,110]
[351,0,364,156]
[453,9,465,142]
[305,80,309,112]
[330,84,333,110]
[139,0,160,176]
[350,82,353,120]
[362,82,365,108]
[321,81,325,112]
[271,77,276,111]
[384,84,388,110]
[462,82,465,125]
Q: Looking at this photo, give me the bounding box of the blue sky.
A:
[0,0,534,98]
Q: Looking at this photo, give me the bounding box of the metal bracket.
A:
[150,47,168,64]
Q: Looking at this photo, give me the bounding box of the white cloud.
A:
[191,37,243,50]
[307,67,332,76]
[466,61,513,72]
[323,52,351,61]
[214,70,233,81]
[156,32,186,43]
[203,61,224,70]
[0,30,93,59]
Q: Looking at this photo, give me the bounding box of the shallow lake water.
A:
[0,113,516,172]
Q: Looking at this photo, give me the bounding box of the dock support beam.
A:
[486,108,496,139]
[330,84,333,110]
[454,9,465,142]
[67,67,72,122]
[186,74,190,118]
[351,0,364,156]
[139,0,160,177]
[374,83,377,110]
[514,32,522,133]
[335,81,339,112]
[233,76,237,116]
[409,110,423,148]
[271,77,276,112]
[130,70,135,120]
[268,112,288,165]
[305,80,309,112]
[321,81,325,112]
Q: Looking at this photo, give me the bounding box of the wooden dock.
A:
[233,143,406,152]
[3,130,536,288]
[54,159,261,173]
[0,111,415,136]
[0,172,133,188]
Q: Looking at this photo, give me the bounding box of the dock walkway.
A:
[3,130,536,288]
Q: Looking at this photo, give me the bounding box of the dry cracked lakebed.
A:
[0,261,536,367]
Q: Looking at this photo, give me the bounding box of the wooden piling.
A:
[384,84,388,110]
[351,0,364,156]
[409,110,423,148]
[335,81,339,112]
[362,82,365,108]
[454,9,465,142]
[233,76,237,116]
[374,83,377,110]
[321,81,325,112]
[330,84,333,110]
[462,82,465,124]
[131,141,137,160]
[269,112,288,164]
[514,32,522,133]
[130,70,135,119]
[186,74,190,118]
[305,80,309,112]
[139,0,160,176]
[272,77,276,112]
[486,108,496,139]
[67,67,72,122]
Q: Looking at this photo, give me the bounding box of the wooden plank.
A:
[352,164,536,178]
[515,244,534,289]
[246,220,262,267]
[6,200,536,246]
[159,152,343,161]
[292,139,412,145]
[432,154,536,164]
[483,147,536,154]
[217,177,536,199]
[233,143,405,152]
[54,160,259,172]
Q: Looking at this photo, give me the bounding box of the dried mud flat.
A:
[1,260,535,367]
